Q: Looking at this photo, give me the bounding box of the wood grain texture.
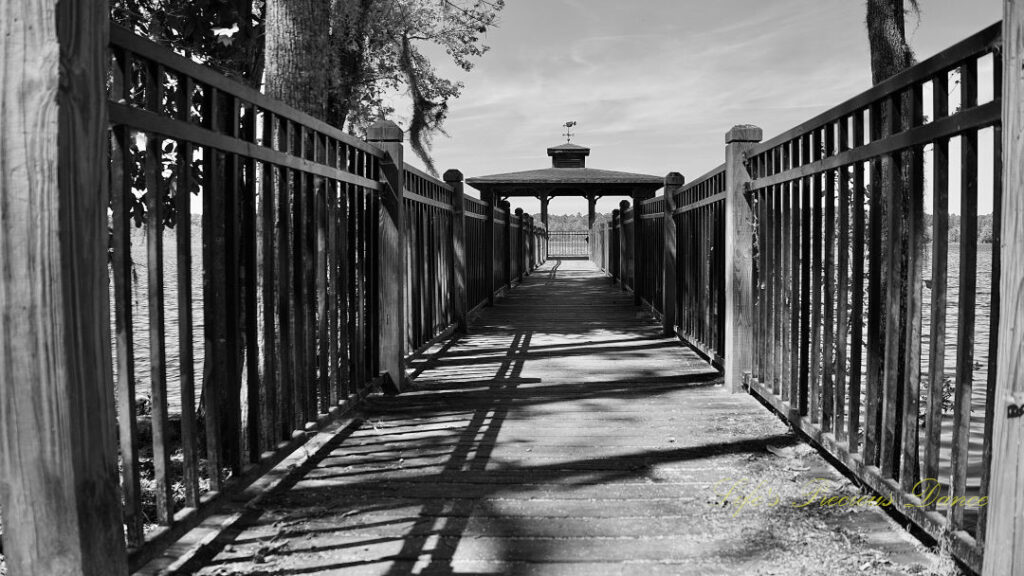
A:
[368,122,407,393]
[982,5,1024,574]
[0,1,128,573]
[724,126,761,392]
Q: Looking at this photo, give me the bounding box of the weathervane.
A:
[562,121,577,143]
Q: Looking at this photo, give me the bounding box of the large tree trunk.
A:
[865,0,916,475]
[866,0,916,84]
[265,0,332,118]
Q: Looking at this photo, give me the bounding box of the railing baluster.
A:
[950,56,980,531]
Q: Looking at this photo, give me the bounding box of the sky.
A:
[398,0,1003,216]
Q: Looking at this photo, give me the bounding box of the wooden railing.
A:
[548,231,590,257]
[107,24,388,565]
[587,21,1013,574]
[744,23,1002,571]
[0,24,546,573]
[673,166,727,366]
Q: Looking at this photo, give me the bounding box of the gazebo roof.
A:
[466,143,663,198]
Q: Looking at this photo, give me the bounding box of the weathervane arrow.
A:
[562,121,577,143]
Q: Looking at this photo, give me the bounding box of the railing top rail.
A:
[680,163,726,194]
[640,195,664,206]
[748,21,1000,157]
[109,24,384,158]
[405,163,453,191]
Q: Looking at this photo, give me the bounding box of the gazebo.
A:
[465,143,664,229]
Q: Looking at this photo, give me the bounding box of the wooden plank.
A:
[799,133,812,416]
[864,100,884,467]
[880,93,906,479]
[663,176,681,337]
[368,121,407,393]
[176,78,201,508]
[823,123,836,432]
[979,49,1003,545]
[242,104,260,462]
[835,117,851,441]
[950,57,979,530]
[110,49,144,547]
[982,6,1024,571]
[899,85,926,494]
[448,173,468,334]
[788,143,801,414]
[326,145,341,405]
[292,126,309,424]
[276,121,295,436]
[924,72,950,494]
[781,144,793,403]
[259,112,280,452]
[317,137,331,413]
[223,94,243,471]
[849,112,866,454]
[144,62,174,525]
[0,1,129,571]
[725,126,762,392]
[810,128,824,423]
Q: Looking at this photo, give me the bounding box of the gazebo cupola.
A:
[547,143,591,168]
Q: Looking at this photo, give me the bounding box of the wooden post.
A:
[663,173,685,337]
[366,120,407,394]
[588,194,598,230]
[484,192,496,305]
[540,194,551,230]
[619,200,631,292]
[445,169,469,334]
[982,5,1024,574]
[502,200,513,288]
[611,208,620,282]
[631,194,645,305]
[0,2,129,574]
[724,125,762,393]
[515,208,525,282]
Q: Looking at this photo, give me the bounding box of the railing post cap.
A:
[612,208,620,216]
[443,169,464,183]
[665,172,685,187]
[500,199,511,209]
[367,119,404,142]
[726,125,763,144]
[515,207,524,215]
[619,199,630,210]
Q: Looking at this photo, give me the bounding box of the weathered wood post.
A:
[367,120,407,393]
[663,173,685,337]
[502,200,513,289]
[588,194,598,230]
[0,2,130,574]
[619,200,631,292]
[540,194,551,230]
[982,4,1024,573]
[515,208,525,281]
[724,125,762,393]
[631,195,645,305]
[445,169,469,334]
[611,208,621,283]
[484,192,496,305]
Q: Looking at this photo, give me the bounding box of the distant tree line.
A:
[532,213,611,232]
[924,213,996,244]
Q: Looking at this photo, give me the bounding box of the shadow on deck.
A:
[191,260,938,576]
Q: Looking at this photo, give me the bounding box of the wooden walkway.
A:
[194,260,937,576]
